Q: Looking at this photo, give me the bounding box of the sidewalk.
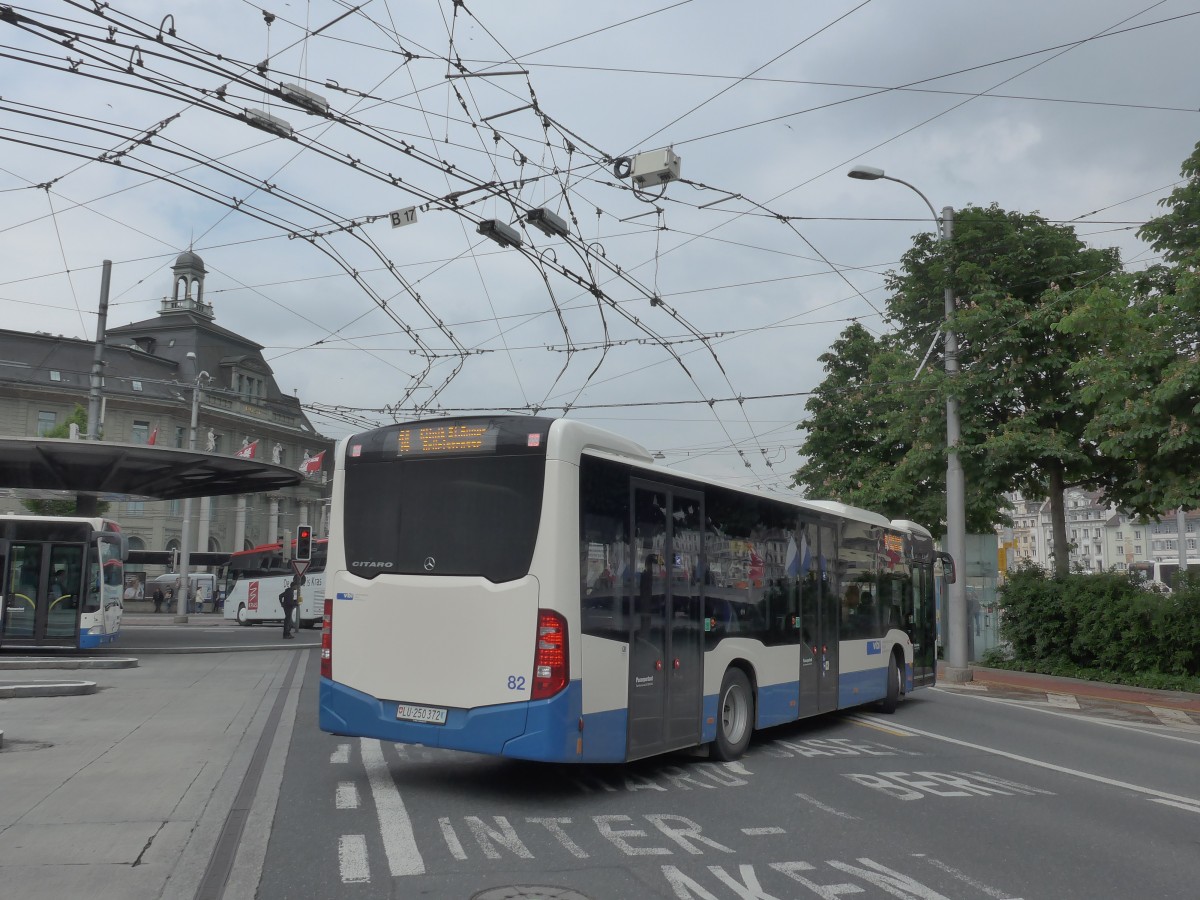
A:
[959,664,1200,714]
[0,648,306,900]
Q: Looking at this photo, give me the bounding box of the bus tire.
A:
[879,653,901,714]
[236,603,249,626]
[713,667,754,761]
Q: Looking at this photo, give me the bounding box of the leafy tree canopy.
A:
[796,203,1123,572]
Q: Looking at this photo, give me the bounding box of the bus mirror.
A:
[936,551,957,584]
[102,531,130,561]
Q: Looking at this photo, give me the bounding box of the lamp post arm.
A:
[879,174,940,233]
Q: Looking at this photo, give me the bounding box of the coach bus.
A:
[223,539,326,628]
[318,416,949,763]
[0,515,127,649]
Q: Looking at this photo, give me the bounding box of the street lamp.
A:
[176,354,211,621]
[847,164,969,679]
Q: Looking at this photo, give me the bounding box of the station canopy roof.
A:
[0,437,304,500]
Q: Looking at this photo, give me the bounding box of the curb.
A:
[0,657,139,670]
[965,665,1200,713]
[117,643,318,655]
[0,680,98,698]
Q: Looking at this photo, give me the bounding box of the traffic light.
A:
[296,524,312,561]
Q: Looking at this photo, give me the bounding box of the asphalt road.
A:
[258,657,1200,899]
[105,615,322,653]
[4,621,1198,899]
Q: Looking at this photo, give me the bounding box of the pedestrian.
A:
[194,583,205,614]
[153,587,164,614]
[279,580,297,639]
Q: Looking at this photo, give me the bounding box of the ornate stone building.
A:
[0,251,333,567]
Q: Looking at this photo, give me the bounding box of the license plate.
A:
[396,703,447,725]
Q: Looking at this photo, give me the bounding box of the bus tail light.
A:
[531,609,568,700]
[320,597,332,679]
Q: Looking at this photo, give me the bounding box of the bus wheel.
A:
[878,654,901,714]
[713,667,753,760]
[236,604,249,626]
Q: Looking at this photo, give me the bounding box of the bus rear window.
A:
[342,455,545,583]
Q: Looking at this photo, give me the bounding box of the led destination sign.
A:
[396,422,497,455]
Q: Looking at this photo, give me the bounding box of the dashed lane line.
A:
[1046,693,1081,708]
[1148,706,1200,730]
[338,835,370,884]
[336,782,360,809]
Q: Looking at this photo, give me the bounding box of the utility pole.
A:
[78,260,112,517]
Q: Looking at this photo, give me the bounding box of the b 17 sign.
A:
[390,206,417,228]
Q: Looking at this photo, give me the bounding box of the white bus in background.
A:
[318,416,950,764]
[222,539,325,629]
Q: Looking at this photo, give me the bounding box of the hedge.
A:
[991,564,1200,690]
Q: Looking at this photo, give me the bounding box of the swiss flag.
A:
[299,450,325,475]
[147,428,158,446]
[235,440,258,459]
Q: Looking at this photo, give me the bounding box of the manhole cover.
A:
[472,887,592,900]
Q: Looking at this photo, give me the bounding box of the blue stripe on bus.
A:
[837,666,888,707]
[320,678,630,763]
[579,706,628,762]
[702,694,717,743]
[756,681,800,728]
[79,631,119,649]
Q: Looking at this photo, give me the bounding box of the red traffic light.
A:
[296,524,313,561]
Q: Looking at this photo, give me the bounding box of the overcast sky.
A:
[3,0,1197,494]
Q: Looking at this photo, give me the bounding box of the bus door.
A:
[817,523,839,712]
[0,541,83,647]
[908,565,937,687]
[796,522,820,719]
[627,482,705,759]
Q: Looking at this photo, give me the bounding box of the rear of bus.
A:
[318,416,580,761]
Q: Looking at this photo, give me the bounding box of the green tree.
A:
[794,322,949,528]
[797,205,1123,574]
[1057,140,1200,516]
[20,405,110,517]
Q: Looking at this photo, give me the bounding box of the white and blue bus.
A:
[318,417,950,762]
[0,515,127,649]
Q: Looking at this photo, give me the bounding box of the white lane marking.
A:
[741,826,785,835]
[330,743,351,764]
[920,854,1026,898]
[794,792,858,820]
[338,834,370,884]
[894,720,1200,808]
[336,781,360,809]
[843,713,917,736]
[930,687,1200,745]
[361,737,425,875]
[1148,706,1200,730]
[1149,798,1200,814]
[1046,693,1080,708]
[439,817,468,860]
